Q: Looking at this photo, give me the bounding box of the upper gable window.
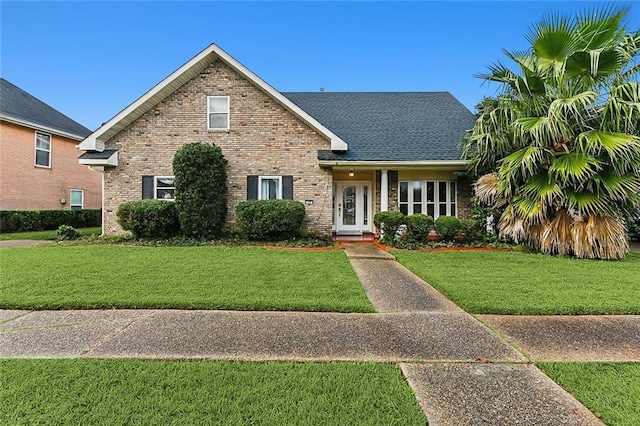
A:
[207,96,230,130]
[35,131,51,167]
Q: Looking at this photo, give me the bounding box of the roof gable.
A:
[283,92,476,163]
[79,44,348,152]
[0,78,91,140]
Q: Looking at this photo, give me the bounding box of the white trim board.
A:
[78,44,348,152]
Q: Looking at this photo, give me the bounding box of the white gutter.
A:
[319,159,468,168]
[1,114,88,141]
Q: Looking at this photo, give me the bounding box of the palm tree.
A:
[462,5,640,259]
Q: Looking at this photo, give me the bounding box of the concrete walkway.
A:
[2,242,634,425]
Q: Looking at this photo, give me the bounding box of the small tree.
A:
[173,142,228,239]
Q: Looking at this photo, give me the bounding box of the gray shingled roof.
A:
[0,78,91,139]
[78,149,118,160]
[282,92,475,161]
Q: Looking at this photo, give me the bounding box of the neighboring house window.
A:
[246,175,294,200]
[155,176,175,200]
[70,189,83,210]
[399,180,457,218]
[207,96,230,130]
[259,176,282,200]
[35,131,51,167]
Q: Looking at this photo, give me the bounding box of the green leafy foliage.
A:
[404,214,435,242]
[435,216,463,241]
[0,209,101,233]
[56,225,80,241]
[373,211,405,244]
[628,215,640,242]
[235,200,306,240]
[462,6,640,259]
[173,142,228,239]
[116,200,180,239]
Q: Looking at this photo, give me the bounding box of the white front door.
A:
[335,181,371,234]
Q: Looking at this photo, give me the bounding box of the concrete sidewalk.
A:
[3,242,632,425]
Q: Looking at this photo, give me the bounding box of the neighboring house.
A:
[0,78,101,211]
[78,44,476,236]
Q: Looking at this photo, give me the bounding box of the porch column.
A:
[380,169,389,211]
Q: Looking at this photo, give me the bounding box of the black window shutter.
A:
[142,176,154,199]
[247,175,258,200]
[282,176,293,200]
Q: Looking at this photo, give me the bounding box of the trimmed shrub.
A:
[435,216,463,241]
[373,211,405,243]
[404,214,435,242]
[235,200,306,240]
[628,216,640,242]
[0,209,101,233]
[173,142,228,239]
[56,225,80,240]
[460,218,483,243]
[116,200,180,239]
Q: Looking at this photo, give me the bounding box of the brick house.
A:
[78,44,475,236]
[0,78,101,210]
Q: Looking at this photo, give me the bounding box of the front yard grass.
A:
[538,362,640,426]
[0,359,426,425]
[0,245,374,312]
[395,251,640,314]
[0,227,102,241]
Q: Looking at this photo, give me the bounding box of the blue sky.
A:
[2,1,638,130]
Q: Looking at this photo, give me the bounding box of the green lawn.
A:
[395,250,640,314]
[539,362,640,426]
[0,359,426,425]
[0,245,374,312]
[0,227,102,241]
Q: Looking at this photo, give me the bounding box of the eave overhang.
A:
[78,43,348,153]
[78,149,118,167]
[318,159,469,170]
[1,114,87,141]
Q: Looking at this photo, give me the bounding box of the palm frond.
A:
[575,130,640,168]
[564,188,615,216]
[548,151,601,185]
[539,208,573,256]
[499,145,553,179]
[520,173,563,205]
[575,5,628,50]
[474,173,499,205]
[497,204,528,243]
[570,214,629,259]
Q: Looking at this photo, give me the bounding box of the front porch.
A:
[330,167,472,236]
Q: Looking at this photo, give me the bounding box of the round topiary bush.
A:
[116,200,180,239]
[435,215,463,242]
[173,142,228,239]
[56,224,81,241]
[404,214,435,242]
[373,211,406,243]
[235,200,306,240]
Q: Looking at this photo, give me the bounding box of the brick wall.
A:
[103,60,333,235]
[0,121,101,210]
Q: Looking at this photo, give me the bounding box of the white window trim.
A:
[34,131,51,168]
[398,180,458,218]
[70,189,84,210]
[154,175,175,201]
[207,95,230,131]
[258,176,282,200]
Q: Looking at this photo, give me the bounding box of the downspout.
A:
[87,166,105,236]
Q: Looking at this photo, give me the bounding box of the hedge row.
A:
[0,209,101,233]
